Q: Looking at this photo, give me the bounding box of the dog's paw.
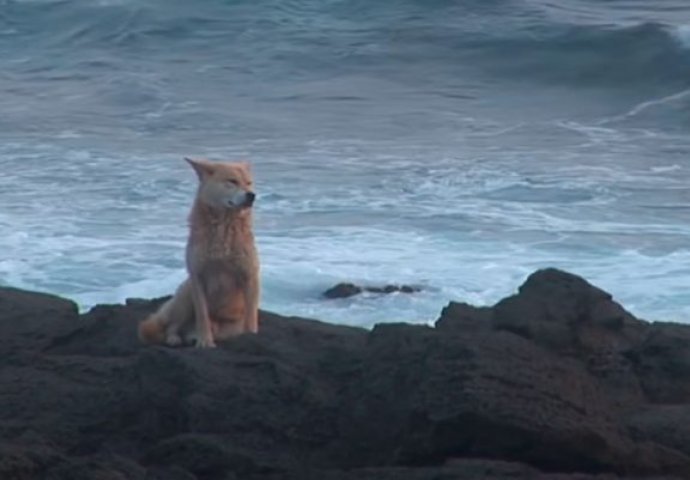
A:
[195,336,217,349]
[165,333,183,347]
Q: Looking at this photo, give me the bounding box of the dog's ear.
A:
[184,157,214,179]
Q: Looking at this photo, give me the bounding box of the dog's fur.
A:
[138,158,260,348]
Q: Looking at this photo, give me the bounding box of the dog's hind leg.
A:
[156,280,195,347]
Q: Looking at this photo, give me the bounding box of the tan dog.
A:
[138,157,260,348]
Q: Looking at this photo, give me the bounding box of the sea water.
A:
[2,0,690,326]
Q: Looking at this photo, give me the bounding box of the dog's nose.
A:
[246,191,256,205]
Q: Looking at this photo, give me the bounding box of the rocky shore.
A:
[2,268,690,479]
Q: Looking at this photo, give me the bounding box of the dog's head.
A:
[185,157,255,210]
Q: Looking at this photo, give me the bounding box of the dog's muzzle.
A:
[244,191,256,207]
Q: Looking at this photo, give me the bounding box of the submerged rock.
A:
[1,268,690,479]
[323,282,421,299]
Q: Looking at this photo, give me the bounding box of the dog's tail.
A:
[138,313,166,345]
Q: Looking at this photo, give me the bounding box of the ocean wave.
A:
[463,21,690,88]
[671,24,690,48]
[3,0,689,90]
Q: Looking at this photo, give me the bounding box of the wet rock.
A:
[1,269,690,479]
[323,283,421,299]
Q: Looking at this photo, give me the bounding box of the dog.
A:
[138,157,260,348]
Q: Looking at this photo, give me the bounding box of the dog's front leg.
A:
[243,277,260,334]
[189,276,216,348]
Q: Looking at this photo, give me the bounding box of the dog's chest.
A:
[186,216,257,276]
[187,237,256,275]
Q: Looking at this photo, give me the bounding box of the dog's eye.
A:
[226,179,239,186]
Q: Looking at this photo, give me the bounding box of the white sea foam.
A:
[671,24,690,48]
[3,201,690,327]
[598,88,690,125]
[2,135,690,326]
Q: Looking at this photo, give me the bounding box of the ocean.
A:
[1,0,690,327]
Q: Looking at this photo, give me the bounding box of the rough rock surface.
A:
[322,283,421,299]
[1,269,690,479]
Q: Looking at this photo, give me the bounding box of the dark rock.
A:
[436,301,492,332]
[322,283,362,299]
[323,283,421,299]
[627,405,690,459]
[142,434,258,477]
[367,284,421,295]
[44,454,145,480]
[439,268,651,408]
[342,323,653,475]
[0,442,64,480]
[0,286,79,355]
[2,269,690,479]
[626,323,690,403]
[491,268,643,353]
